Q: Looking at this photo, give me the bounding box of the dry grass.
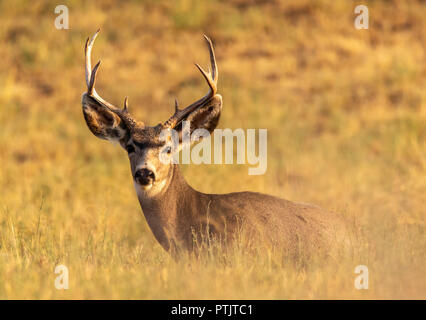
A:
[0,0,425,299]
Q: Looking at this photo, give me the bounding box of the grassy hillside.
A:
[0,0,425,298]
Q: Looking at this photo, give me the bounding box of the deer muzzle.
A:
[134,168,156,186]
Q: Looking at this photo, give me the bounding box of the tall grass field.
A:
[0,0,425,299]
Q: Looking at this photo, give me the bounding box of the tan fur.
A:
[134,163,348,258]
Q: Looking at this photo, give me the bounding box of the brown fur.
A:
[135,163,348,258]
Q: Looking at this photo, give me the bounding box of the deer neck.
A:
[135,165,208,251]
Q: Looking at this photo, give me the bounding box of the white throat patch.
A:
[134,179,167,199]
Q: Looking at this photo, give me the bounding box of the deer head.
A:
[81,30,222,197]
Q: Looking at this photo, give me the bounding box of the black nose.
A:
[134,168,155,186]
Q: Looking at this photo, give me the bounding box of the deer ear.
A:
[82,93,129,143]
[184,94,222,134]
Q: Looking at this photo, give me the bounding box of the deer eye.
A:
[166,146,172,154]
[125,144,135,153]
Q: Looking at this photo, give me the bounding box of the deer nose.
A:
[134,168,155,186]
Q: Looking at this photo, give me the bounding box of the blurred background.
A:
[0,0,425,299]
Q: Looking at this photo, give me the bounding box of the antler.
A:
[163,35,218,128]
[85,29,143,130]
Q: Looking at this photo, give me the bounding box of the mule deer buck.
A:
[82,30,347,258]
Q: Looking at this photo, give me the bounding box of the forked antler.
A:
[85,30,217,131]
[85,29,142,130]
[163,35,218,128]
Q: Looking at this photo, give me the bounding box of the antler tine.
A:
[203,34,218,82]
[84,29,143,130]
[194,63,216,96]
[164,35,218,128]
[123,96,129,112]
[85,30,99,88]
[85,29,117,110]
[174,98,179,112]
